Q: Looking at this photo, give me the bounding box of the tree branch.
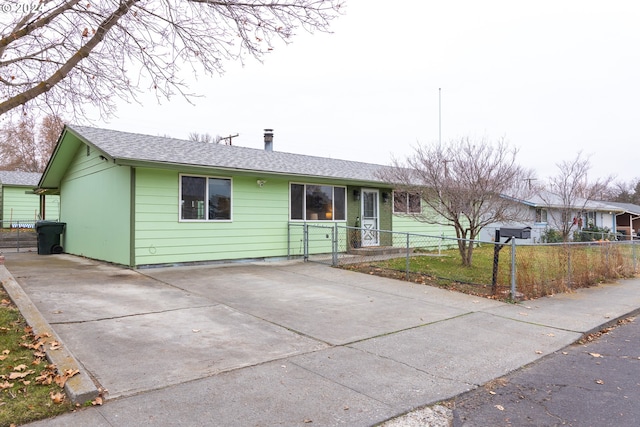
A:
[0,0,139,116]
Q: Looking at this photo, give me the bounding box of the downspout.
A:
[129,167,136,267]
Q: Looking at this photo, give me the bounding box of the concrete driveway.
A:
[8,251,629,426]
[4,252,507,402]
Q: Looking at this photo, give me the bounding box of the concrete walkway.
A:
[2,252,639,426]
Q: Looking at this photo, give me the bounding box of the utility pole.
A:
[438,88,442,144]
[219,133,239,145]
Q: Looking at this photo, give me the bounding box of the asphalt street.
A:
[450,316,640,426]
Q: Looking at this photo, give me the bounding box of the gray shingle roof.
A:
[519,189,625,212]
[601,201,640,215]
[0,170,41,186]
[68,125,391,183]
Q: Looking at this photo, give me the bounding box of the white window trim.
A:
[179,174,233,222]
[534,208,548,224]
[392,191,422,214]
[289,182,347,222]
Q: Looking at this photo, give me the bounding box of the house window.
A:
[535,208,547,223]
[290,183,346,221]
[393,191,421,214]
[180,175,231,221]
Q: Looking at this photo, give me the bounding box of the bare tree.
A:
[0,113,63,171]
[188,132,221,144]
[608,178,640,204]
[0,1,343,120]
[380,137,533,266]
[542,152,613,241]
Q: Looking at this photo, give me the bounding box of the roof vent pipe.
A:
[264,129,274,152]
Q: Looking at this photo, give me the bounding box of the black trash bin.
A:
[35,221,66,255]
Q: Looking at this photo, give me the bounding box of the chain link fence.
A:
[0,220,38,252]
[288,223,640,301]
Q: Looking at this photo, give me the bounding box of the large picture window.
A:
[290,183,346,221]
[180,175,231,221]
[393,191,421,214]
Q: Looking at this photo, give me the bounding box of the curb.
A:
[0,263,100,404]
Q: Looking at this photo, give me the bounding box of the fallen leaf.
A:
[50,391,65,404]
[303,419,313,423]
[9,370,33,380]
[49,341,61,350]
[192,329,200,333]
[64,369,79,377]
[13,364,27,371]
[54,375,68,388]
[562,352,568,355]
[35,373,53,385]
[535,350,543,354]
[595,379,604,385]
[589,352,603,358]
[495,404,505,411]
[0,381,13,389]
[546,333,555,337]
[1,350,9,355]
[92,396,103,406]
[489,390,496,395]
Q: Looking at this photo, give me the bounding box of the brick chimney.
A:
[264,129,274,152]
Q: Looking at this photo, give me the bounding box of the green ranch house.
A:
[0,170,59,227]
[37,126,455,267]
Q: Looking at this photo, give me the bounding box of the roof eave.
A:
[114,158,390,187]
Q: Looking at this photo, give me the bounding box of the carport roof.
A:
[603,201,640,216]
[41,125,393,188]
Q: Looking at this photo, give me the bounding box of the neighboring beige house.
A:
[0,170,59,228]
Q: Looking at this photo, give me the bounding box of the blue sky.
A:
[102,0,640,183]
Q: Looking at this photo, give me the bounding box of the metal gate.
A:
[288,223,339,265]
[0,220,37,252]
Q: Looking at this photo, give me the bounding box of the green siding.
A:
[0,186,60,227]
[1,186,39,224]
[134,169,291,265]
[59,144,131,265]
[133,169,356,265]
[379,191,392,246]
[43,195,61,221]
[392,213,456,235]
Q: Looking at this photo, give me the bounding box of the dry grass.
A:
[344,242,638,301]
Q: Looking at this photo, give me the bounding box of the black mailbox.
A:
[499,227,531,239]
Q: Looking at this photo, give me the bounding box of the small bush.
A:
[541,228,562,243]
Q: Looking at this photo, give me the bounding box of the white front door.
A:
[361,189,379,247]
